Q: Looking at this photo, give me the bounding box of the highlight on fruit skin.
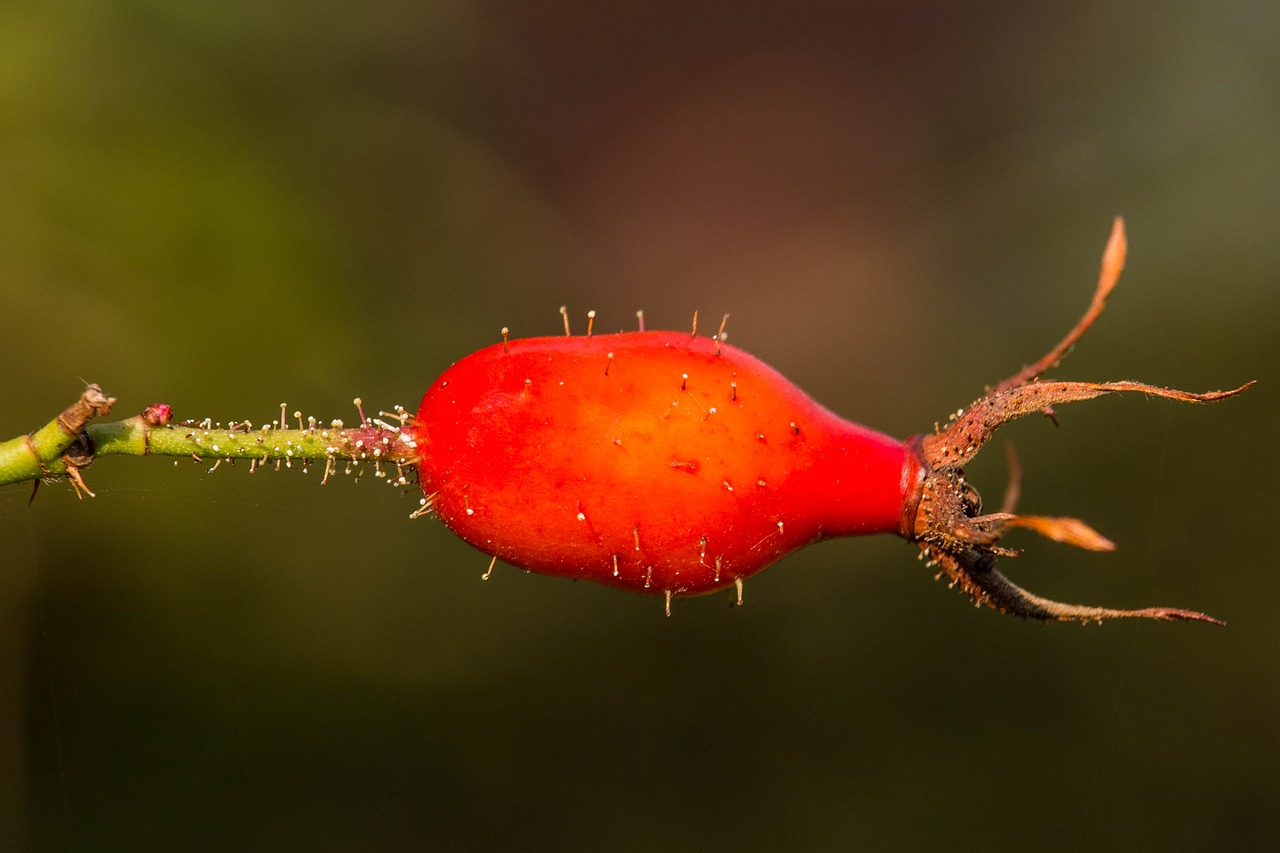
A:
[411,217,1252,622]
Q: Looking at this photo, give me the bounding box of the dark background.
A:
[1,2,1276,850]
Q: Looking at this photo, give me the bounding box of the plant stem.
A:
[0,386,418,496]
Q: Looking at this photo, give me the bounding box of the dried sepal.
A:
[993,216,1127,394]
[987,514,1115,551]
[922,380,1252,472]
[901,220,1252,624]
[925,546,1226,625]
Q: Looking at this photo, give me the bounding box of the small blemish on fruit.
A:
[722,479,733,492]
[790,422,800,435]
[670,459,699,473]
[756,432,766,443]
[776,520,785,535]
[757,479,767,487]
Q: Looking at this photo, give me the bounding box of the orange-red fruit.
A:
[414,332,912,598]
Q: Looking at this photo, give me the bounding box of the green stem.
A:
[0,386,418,494]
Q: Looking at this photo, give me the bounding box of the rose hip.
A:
[415,331,912,606]
[414,220,1251,622]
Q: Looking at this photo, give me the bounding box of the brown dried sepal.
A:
[901,218,1252,624]
[922,546,1226,626]
[921,380,1252,471]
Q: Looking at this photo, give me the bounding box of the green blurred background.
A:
[2,1,1276,849]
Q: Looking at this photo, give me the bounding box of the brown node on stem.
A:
[899,217,1253,625]
[40,384,118,500]
[56,384,116,436]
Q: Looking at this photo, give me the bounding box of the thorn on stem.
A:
[65,465,95,499]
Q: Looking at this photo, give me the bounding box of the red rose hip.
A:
[414,332,913,602]
[414,220,1250,622]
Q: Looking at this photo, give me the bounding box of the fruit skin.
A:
[415,331,913,598]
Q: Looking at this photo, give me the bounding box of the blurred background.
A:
[1,1,1276,849]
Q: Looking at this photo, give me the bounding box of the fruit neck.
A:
[802,420,917,539]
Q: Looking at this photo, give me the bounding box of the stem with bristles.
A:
[0,386,418,493]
